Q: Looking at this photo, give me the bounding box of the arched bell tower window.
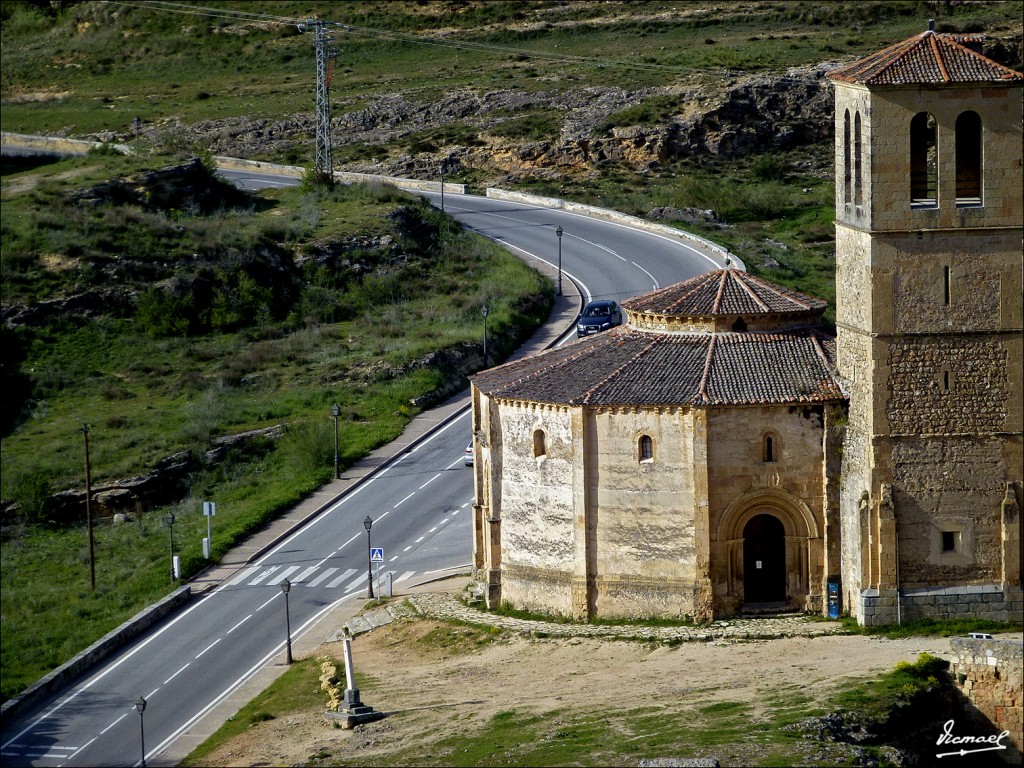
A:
[843,109,852,205]
[955,110,982,205]
[853,111,863,207]
[910,112,938,207]
[533,429,546,458]
[638,434,654,462]
[763,433,780,463]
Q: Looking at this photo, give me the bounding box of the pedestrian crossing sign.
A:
[370,547,384,562]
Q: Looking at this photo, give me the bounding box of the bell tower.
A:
[830,28,1023,625]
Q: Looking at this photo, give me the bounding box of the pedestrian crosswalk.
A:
[225,564,420,591]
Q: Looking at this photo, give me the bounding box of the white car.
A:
[464,442,474,466]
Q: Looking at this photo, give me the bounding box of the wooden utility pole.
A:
[83,423,95,591]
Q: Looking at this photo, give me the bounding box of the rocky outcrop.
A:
[131,68,834,184]
[4,425,285,526]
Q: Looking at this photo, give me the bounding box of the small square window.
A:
[941,530,957,552]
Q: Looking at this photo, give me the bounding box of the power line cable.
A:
[102,0,833,85]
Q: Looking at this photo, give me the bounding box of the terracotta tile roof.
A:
[472,325,843,408]
[829,30,1023,85]
[622,269,826,318]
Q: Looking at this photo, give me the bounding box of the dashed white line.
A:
[389,556,399,562]
[227,615,252,634]
[100,713,128,735]
[164,662,191,684]
[402,545,412,552]
[394,491,415,507]
[418,473,442,489]
[415,536,425,543]
[196,638,221,659]
[255,594,278,612]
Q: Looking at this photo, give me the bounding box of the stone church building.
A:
[469,29,1022,625]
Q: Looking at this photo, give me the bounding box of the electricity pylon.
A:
[303,19,335,186]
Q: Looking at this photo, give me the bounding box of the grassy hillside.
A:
[0,150,551,701]
[1,0,1022,703]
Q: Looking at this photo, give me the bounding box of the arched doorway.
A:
[743,514,786,603]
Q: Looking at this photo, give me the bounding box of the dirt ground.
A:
[196,583,969,768]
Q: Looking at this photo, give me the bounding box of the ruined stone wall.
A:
[494,401,576,616]
[950,636,1024,753]
[587,406,697,619]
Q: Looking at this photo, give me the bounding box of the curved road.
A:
[0,170,725,767]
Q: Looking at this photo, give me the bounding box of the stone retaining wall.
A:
[950,636,1023,755]
[860,585,1024,626]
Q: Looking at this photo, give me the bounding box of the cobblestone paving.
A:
[345,591,850,641]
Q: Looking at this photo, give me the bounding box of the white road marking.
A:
[195,638,221,659]
[344,574,368,592]
[226,566,259,586]
[100,713,128,735]
[305,567,338,587]
[402,545,412,552]
[325,568,357,588]
[292,565,320,583]
[267,565,301,585]
[418,473,442,489]
[389,556,399,562]
[394,491,415,507]
[248,566,279,585]
[164,662,191,685]
[227,615,252,634]
[395,571,416,583]
[255,594,278,611]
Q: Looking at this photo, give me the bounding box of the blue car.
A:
[576,300,623,338]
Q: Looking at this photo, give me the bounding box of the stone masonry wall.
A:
[950,636,1024,754]
[495,402,576,616]
[860,585,1023,626]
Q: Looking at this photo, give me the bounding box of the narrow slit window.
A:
[943,266,951,305]
[942,370,950,392]
[955,111,982,204]
[764,435,775,463]
[533,429,546,458]
[854,111,863,207]
[843,109,852,205]
[639,435,654,462]
[910,112,937,206]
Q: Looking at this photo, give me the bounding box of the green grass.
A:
[180,656,335,767]
[0,151,552,703]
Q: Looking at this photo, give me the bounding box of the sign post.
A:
[202,501,216,559]
[370,547,384,604]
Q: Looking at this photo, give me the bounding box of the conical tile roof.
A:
[472,271,843,409]
[622,269,825,318]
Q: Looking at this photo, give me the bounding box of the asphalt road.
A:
[1,167,724,767]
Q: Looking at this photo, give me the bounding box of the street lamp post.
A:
[555,225,564,296]
[82,424,96,591]
[162,512,176,582]
[363,516,374,599]
[481,305,489,367]
[281,578,293,664]
[331,402,341,479]
[135,697,147,768]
